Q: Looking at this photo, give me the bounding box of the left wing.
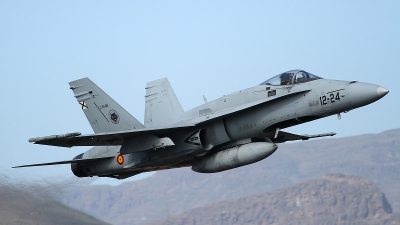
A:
[192,89,311,126]
[29,89,313,148]
[29,124,195,147]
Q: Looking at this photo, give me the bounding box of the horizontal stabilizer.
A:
[12,156,114,168]
[264,131,336,143]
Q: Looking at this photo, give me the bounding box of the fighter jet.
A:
[14,70,389,179]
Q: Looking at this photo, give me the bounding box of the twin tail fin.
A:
[69,78,145,134]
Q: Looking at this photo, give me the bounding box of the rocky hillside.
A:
[62,128,400,225]
[0,182,109,225]
[147,174,400,225]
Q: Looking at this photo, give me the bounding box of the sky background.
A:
[1,1,399,185]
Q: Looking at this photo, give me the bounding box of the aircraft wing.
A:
[29,124,195,147]
[29,89,310,148]
[264,130,336,143]
[193,89,311,126]
[13,156,114,168]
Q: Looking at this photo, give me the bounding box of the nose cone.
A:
[377,86,389,98]
[346,82,388,109]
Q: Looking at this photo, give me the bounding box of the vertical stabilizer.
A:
[145,78,184,127]
[69,78,145,133]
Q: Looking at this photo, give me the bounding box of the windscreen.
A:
[260,70,321,86]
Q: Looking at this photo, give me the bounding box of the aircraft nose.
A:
[346,82,388,109]
[376,86,389,98]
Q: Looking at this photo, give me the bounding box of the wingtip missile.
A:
[28,132,81,143]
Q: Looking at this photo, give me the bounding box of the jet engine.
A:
[191,142,277,173]
[70,153,88,177]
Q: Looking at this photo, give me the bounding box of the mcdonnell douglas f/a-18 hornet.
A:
[15,70,389,179]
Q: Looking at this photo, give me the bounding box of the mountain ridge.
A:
[62,128,400,225]
[0,179,110,225]
[146,174,400,225]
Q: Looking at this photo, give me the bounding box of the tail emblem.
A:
[109,110,120,124]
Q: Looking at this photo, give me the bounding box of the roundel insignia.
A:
[117,154,124,165]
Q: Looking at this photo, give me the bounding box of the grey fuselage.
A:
[75,76,386,179]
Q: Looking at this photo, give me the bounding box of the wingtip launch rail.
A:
[28,132,81,143]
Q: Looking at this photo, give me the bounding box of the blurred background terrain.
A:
[61,129,400,225]
[1,1,399,224]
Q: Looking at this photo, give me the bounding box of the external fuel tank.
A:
[191,142,277,173]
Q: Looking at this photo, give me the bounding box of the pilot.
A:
[280,73,293,85]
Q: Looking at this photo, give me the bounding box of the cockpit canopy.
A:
[260,70,322,86]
